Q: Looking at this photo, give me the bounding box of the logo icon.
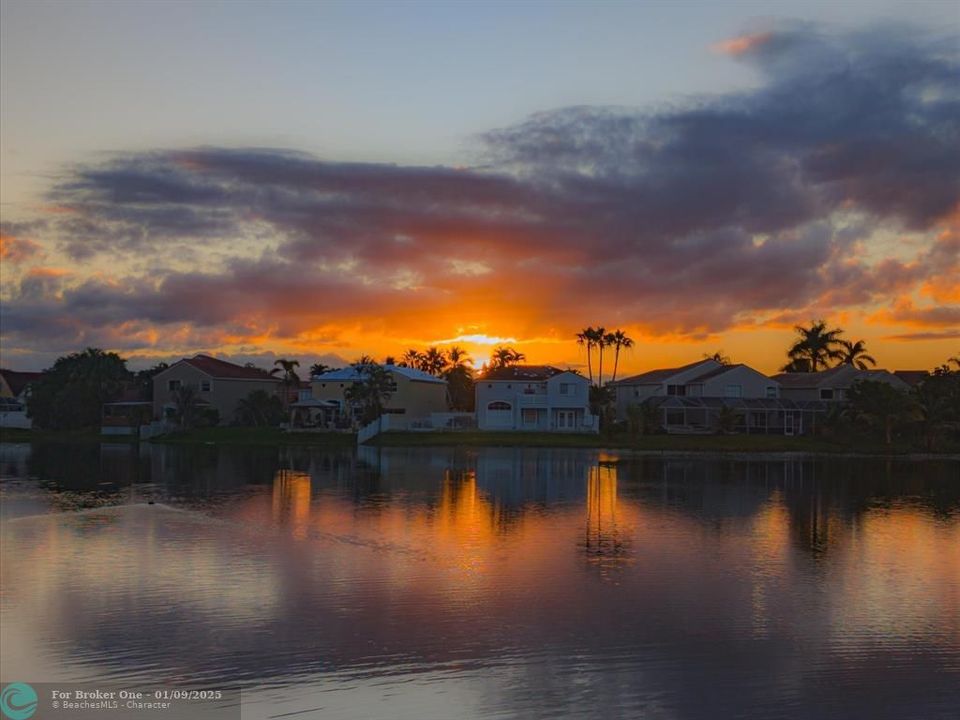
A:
[0,683,37,720]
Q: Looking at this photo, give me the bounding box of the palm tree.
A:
[444,347,475,412]
[401,348,424,370]
[846,380,917,446]
[786,320,845,372]
[490,346,525,369]
[447,345,471,369]
[383,356,396,366]
[838,339,877,370]
[309,362,331,377]
[345,363,395,424]
[423,347,449,376]
[172,384,202,428]
[272,358,301,407]
[593,327,608,387]
[576,327,597,384]
[607,329,634,383]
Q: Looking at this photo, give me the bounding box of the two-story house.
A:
[773,365,910,401]
[475,366,597,433]
[152,354,281,424]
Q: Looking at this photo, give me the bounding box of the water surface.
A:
[1,442,958,719]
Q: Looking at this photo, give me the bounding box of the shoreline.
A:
[2,427,958,456]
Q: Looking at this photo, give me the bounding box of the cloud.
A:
[0,227,43,264]
[884,330,960,341]
[1,22,958,363]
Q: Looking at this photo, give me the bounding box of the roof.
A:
[314,364,446,385]
[687,363,745,382]
[0,369,43,397]
[613,359,715,386]
[893,370,929,387]
[772,366,909,390]
[178,354,279,380]
[479,365,564,381]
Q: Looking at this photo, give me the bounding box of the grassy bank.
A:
[370,430,957,455]
[148,426,357,447]
[0,427,138,444]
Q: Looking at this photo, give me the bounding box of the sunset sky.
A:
[1,0,957,375]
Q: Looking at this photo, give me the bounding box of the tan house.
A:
[152,355,281,424]
[311,364,448,422]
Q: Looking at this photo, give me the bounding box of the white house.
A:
[475,366,598,433]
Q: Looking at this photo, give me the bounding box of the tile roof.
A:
[613,359,715,386]
[480,365,565,381]
[181,354,279,380]
[0,369,44,397]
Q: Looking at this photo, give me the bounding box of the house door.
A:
[557,410,576,430]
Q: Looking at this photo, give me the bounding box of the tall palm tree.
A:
[786,320,845,372]
[447,345,471,369]
[593,327,608,387]
[273,358,301,407]
[838,339,877,370]
[576,327,596,384]
[607,329,634,384]
[444,347,475,412]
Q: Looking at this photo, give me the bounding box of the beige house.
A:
[311,364,448,422]
[153,354,281,424]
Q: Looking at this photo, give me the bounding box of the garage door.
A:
[485,401,513,428]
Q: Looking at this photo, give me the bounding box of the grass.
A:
[148,426,357,447]
[370,430,956,455]
[0,427,138,444]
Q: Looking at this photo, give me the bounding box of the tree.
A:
[401,348,424,370]
[422,347,449,376]
[309,362,332,377]
[28,348,131,430]
[845,380,917,446]
[626,401,662,436]
[134,362,169,401]
[490,346,525,369]
[607,329,635,384]
[576,327,597,385]
[785,320,845,372]
[715,405,740,434]
[703,351,731,365]
[235,389,285,427]
[172,384,203,428]
[594,326,608,387]
[272,358,301,407]
[838,339,877,370]
[344,363,395,424]
[912,372,960,450]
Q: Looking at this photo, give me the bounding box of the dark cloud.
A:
[1,22,958,357]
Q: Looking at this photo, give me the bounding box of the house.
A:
[612,359,780,420]
[772,365,910,402]
[893,370,929,388]
[311,364,448,425]
[0,369,42,429]
[475,365,598,433]
[609,359,823,434]
[152,354,281,424]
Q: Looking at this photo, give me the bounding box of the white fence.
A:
[357,412,477,444]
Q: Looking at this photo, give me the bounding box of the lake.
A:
[1,441,958,719]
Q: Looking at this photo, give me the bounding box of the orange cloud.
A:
[712,31,774,56]
[0,233,41,264]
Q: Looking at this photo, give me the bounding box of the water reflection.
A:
[1,442,958,720]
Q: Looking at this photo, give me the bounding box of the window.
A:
[820,388,834,400]
[667,384,686,396]
[488,401,511,411]
[766,386,778,398]
[200,380,211,392]
[724,385,742,398]
[522,408,537,424]
[560,383,572,395]
[167,379,181,392]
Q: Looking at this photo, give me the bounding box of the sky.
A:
[1,0,958,375]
